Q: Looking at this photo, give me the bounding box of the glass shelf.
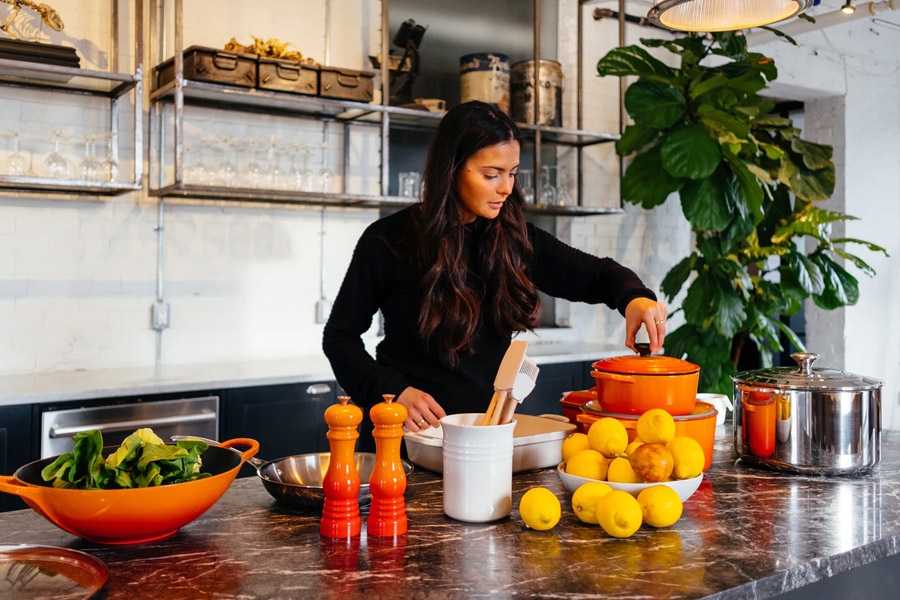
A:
[148,183,622,215]
[0,175,142,196]
[0,58,140,98]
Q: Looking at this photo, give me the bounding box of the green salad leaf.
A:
[41,428,210,490]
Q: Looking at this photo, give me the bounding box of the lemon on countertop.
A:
[666,436,705,480]
[571,481,613,524]
[636,409,676,445]
[519,487,561,531]
[637,484,683,528]
[561,432,591,463]
[587,417,628,457]
[565,449,609,481]
[596,490,643,538]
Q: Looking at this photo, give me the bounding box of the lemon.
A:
[625,439,644,456]
[561,432,591,463]
[596,490,643,538]
[637,485,683,528]
[571,481,612,524]
[666,436,705,480]
[636,409,676,445]
[587,417,628,457]
[565,449,609,481]
[607,456,643,484]
[519,487,561,531]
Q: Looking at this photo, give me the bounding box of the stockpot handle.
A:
[791,353,820,375]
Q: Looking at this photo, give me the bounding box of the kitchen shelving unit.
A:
[0,0,144,196]
[147,0,625,216]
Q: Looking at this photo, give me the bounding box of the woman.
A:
[323,101,667,433]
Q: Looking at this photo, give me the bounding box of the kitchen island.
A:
[2,429,900,599]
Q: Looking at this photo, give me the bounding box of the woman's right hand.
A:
[397,386,446,432]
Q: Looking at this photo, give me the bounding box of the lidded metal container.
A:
[732,353,883,475]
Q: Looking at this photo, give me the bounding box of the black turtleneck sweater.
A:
[322,206,656,413]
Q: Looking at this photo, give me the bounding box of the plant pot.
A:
[590,344,700,416]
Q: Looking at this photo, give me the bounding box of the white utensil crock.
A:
[441,413,516,522]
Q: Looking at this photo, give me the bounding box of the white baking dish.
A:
[403,413,576,473]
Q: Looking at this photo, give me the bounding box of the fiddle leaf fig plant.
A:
[597,32,888,394]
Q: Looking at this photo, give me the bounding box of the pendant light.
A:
[841,1,856,14]
[647,0,815,32]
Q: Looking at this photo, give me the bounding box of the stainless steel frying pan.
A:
[173,436,413,510]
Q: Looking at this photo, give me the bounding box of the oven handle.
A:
[49,410,217,439]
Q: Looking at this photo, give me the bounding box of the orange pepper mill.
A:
[367,394,409,537]
[321,395,362,538]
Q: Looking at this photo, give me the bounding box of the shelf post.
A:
[173,0,184,187]
[380,0,391,197]
[533,0,542,206]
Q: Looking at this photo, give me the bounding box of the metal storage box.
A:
[257,58,318,95]
[318,66,374,102]
[153,45,257,90]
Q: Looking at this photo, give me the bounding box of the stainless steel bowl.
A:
[732,352,882,475]
[254,452,414,510]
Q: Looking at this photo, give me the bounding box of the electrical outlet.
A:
[315,298,332,324]
[151,301,171,331]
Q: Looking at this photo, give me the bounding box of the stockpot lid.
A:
[732,352,883,392]
[592,343,699,376]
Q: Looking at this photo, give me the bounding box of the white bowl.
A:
[556,463,703,503]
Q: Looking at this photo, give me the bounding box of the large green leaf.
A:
[812,253,859,308]
[596,46,679,85]
[774,319,807,353]
[754,116,792,128]
[722,148,764,224]
[697,105,751,139]
[831,237,889,255]
[624,81,686,128]
[661,124,722,180]
[682,271,746,337]
[691,74,731,100]
[661,254,696,300]
[792,253,826,295]
[622,146,685,208]
[772,206,856,244]
[791,137,833,170]
[679,166,732,231]
[782,161,836,203]
[616,123,659,156]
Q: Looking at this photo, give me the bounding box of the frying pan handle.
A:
[217,438,260,465]
[0,475,43,500]
[591,371,635,384]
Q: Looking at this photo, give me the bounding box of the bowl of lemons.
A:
[557,408,706,503]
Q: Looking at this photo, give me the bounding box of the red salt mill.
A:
[321,395,363,538]
[367,394,409,537]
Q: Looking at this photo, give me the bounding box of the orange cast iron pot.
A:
[591,345,700,416]
[577,400,717,471]
[0,438,258,545]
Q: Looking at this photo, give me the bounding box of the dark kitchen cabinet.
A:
[0,405,32,512]
[221,382,337,477]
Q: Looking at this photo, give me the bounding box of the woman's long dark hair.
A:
[412,101,539,367]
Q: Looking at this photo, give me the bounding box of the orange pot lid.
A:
[592,351,699,375]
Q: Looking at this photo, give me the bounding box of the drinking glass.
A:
[266,136,288,190]
[517,169,535,204]
[101,132,118,181]
[242,136,264,188]
[557,166,574,207]
[45,129,70,178]
[78,134,103,180]
[215,135,237,186]
[539,165,557,207]
[317,142,332,194]
[4,129,26,176]
[398,171,421,198]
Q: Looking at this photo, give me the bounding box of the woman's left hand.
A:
[624,297,669,354]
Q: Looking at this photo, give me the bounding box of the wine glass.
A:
[242,136,264,188]
[302,144,316,192]
[266,136,286,189]
[215,135,237,186]
[4,129,26,176]
[78,134,103,180]
[45,129,70,179]
[101,132,119,182]
[517,169,535,204]
[317,142,332,194]
[557,166,574,207]
[539,165,557,207]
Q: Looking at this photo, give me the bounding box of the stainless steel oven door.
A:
[41,396,219,458]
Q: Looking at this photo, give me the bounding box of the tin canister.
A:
[460,52,510,114]
[511,59,563,126]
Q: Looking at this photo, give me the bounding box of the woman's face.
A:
[456,140,520,223]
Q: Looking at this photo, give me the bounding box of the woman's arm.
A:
[322,233,411,408]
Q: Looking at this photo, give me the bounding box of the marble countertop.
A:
[0,340,622,407]
[1,429,899,599]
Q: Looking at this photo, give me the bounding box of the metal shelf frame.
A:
[147,0,622,215]
[0,0,144,196]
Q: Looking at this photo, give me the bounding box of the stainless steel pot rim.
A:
[732,373,883,392]
[255,452,414,489]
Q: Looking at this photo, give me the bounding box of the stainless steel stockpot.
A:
[732,353,883,475]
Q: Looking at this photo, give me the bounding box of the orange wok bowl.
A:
[0,438,258,545]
